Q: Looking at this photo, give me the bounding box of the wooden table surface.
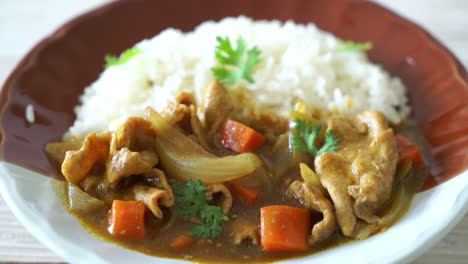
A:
[0,0,467,263]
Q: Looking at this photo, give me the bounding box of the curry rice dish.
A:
[45,17,426,263]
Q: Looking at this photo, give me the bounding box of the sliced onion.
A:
[67,183,105,213]
[353,181,411,240]
[395,160,412,181]
[379,182,411,226]
[299,163,326,194]
[145,107,263,184]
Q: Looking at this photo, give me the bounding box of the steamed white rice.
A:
[68,16,409,136]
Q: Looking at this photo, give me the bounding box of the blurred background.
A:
[0,0,467,263]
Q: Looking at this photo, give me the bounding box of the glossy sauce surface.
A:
[53,121,426,263]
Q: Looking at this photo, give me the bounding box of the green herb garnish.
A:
[173,179,228,239]
[104,47,141,68]
[211,36,264,84]
[292,118,339,156]
[338,41,372,52]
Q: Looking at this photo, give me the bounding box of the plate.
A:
[1,0,468,263]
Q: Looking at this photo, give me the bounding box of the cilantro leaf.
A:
[173,179,206,218]
[173,179,228,239]
[104,47,141,68]
[317,130,340,156]
[191,205,228,238]
[291,118,339,157]
[338,41,372,52]
[211,36,264,84]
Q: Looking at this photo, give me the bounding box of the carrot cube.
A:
[220,120,265,154]
[260,205,310,252]
[108,200,146,240]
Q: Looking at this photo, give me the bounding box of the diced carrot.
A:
[260,205,310,252]
[108,200,146,240]
[395,134,423,167]
[229,183,259,205]
[220,120,266,154]
[170,234,196,250]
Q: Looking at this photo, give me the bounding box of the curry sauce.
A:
[47,81,427,263]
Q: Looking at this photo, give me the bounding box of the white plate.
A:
[1,161,467,264]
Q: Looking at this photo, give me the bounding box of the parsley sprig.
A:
[292,118,339,156]
[173,179,228,239]
[211,36,264,84]
[338,41,372,52]
[104,47,141,68]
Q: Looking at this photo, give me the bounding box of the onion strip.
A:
[145,107,263,184]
